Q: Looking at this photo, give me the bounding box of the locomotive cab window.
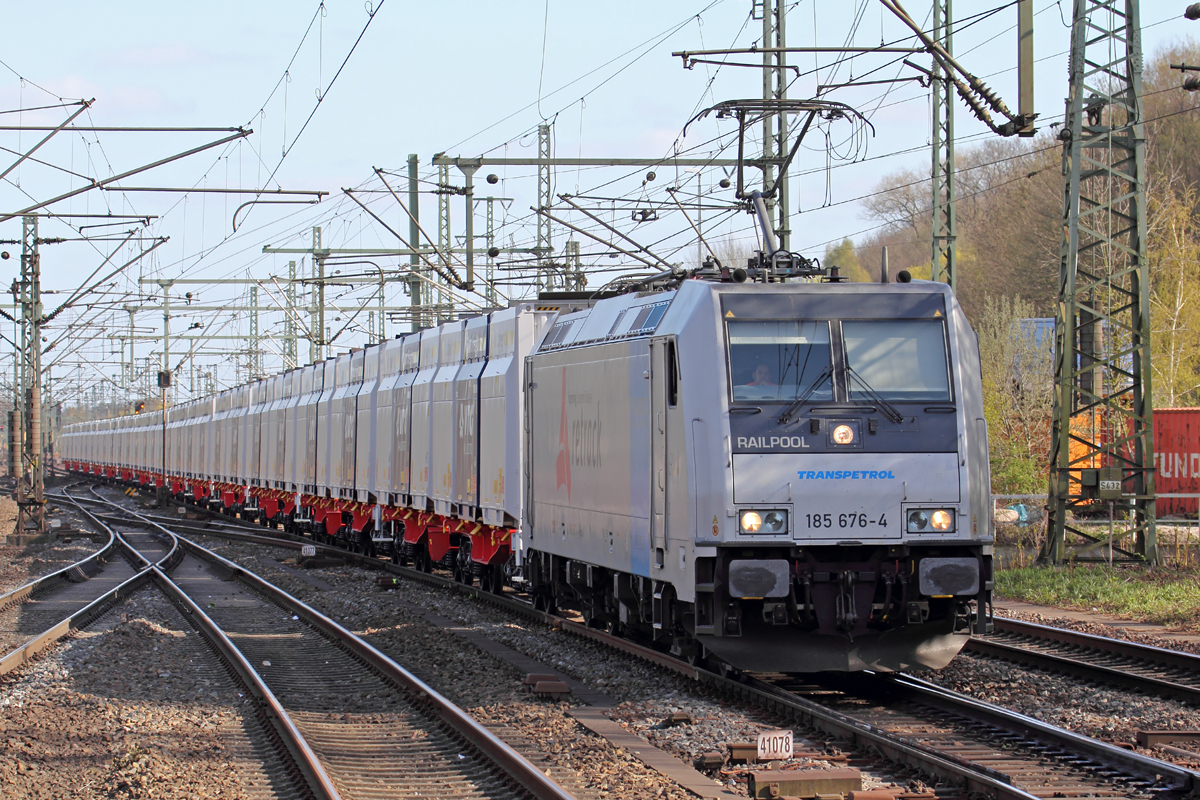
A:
[842,320,951,402]
[727,320,832,402]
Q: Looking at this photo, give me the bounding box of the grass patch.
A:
[995,564,1200,630]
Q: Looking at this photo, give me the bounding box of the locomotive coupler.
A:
[834,570,858,631]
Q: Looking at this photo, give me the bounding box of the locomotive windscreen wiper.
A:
[846,366,904,424]
[776,364,834,425]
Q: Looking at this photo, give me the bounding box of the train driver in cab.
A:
[749,363,775,387]
[736,363,779,400]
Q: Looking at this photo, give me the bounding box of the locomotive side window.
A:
[727,321,832,402]
[842,320,951,402]
[667,339,679,407]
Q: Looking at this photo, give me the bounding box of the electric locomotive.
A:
[521,262,993,673]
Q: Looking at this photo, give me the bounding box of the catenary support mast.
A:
[930,0,957,288]
[1044,0,1154,563]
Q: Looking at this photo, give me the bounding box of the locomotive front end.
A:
[692,283,993,672]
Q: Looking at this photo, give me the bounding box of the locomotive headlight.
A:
[831,424,856,445]
[907,510,929,531]
[907,508,955,532]
[761,510,787,533]
[738,509,788,534]
[931,509,954,531]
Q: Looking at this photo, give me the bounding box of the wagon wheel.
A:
[455,540,474,586]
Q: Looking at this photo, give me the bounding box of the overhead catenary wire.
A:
[26,4,1187,408]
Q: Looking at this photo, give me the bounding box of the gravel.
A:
[0,586,294,799]
[25,500,1197,796]
[191,534,923,798]
[997,607,1200,656]
[0,521,100,597]
[924,610,1200,768]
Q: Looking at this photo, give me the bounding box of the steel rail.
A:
[93,486,1200,798]
[986,616,1200,674]
[85,490,579,800]
[55,489,342,800]
[884,673,1200,794]
[148,564,342,800]
[77,491,1057,798]
[0,525,115,614]
[0,494,154,677]
[967,617,1200,706]
[0,569,153,676]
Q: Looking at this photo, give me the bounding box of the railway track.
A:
[0,492,154,670]
[20,487,577,800]
[81,484,1200,800]
[965,617,1200,706]
[762,671,1196,800]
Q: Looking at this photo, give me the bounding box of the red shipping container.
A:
[1153,408,1200,518]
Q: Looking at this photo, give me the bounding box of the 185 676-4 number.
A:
[805,512,887,529]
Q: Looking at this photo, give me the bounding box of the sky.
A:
[0,0,1186,406]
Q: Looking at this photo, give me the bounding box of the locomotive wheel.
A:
[712,658,738,680]
[480,563,503,594]
[533,591,557,615]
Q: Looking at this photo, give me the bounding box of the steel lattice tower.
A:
[1044,0,1154,563]
[438,163,452,319]
[537,123,553,288]
[930,0,956,288]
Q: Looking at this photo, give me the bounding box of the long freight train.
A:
[62,272,994,672]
